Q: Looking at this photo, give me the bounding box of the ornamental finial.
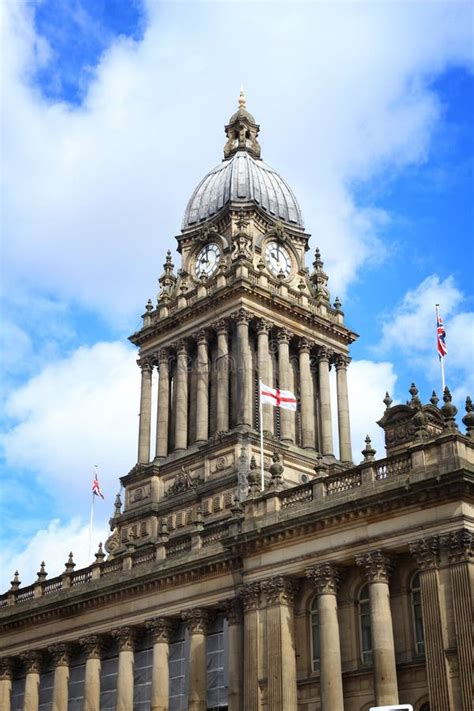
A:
[238,86,246,109]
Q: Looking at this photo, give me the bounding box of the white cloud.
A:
[2,1,473,328]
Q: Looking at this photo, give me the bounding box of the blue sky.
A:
[1,0,473,589]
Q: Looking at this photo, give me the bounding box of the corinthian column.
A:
[215,320,230,433]
[112,627,136,711]
[306,563,344,711]
[0,658,12,711]
[194,330,209,443]
[257,319,273,435]
[155,349,170,458]
[224,599,243,711]
[409,537,454,711]
[299,339,315,449]
[277,330,295,443]
[239,582,261,711]
[234,309,252,427]
[49,644,70,711]
[146,618,174,711]
[22,651,41,711]
[182,609,209,711]
[317,348,333,456]
[335,354,352,462]
[137,358,153,464]
[174,341,189,451]
[356,550,399,706]
[80,635,102,711]
[261,576,298,711]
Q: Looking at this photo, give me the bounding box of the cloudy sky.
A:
[1,0,473,590]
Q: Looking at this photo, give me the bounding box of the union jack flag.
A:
[437,313,448,358]
[92,468,104,499]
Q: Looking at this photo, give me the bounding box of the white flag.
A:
[260,382,297,411]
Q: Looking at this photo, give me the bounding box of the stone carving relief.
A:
[165,467,203,498]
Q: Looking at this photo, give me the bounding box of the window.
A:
[358,583,372,665]
[38,662,54,711]
[133,631,153,710]
[206,614,229,710]
[310,596,320,672]
[99,643,118,710]
[10,676,25,711]
[68,650,86,710]
[169,624,189,711]
[411,571,425,656]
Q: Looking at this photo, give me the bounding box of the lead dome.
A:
[182,91,304,230]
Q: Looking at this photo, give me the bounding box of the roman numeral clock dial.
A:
[265,240,291,278]
[195,243,221,278]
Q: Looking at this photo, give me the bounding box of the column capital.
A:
[111,626,136,652]
[137,356,153,373]
[317,346,334,363]
[238,581,261,612]
[223,598,242,626]
[175,339,188,355]
[306,562,340,595]
[21,650,42,674]
[79,634,103,659]
[214,318,230,335]
[334,353,351,369]
[158,347,171,365]
[146,617,175,643]
[356,549,392,583]
[298,337,314,354]
[256,318,272,334]
[409,536,440,570]
[261,575,299,606]
[276,328,292,344]
[193,329,208,345]
[440,527,473,564]
[0,657,13,681]
[48,643,71,667]
[232,307,251,325]
[182,608,210,634]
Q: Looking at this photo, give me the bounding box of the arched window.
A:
[310,596,320,672]
[411,571,425,656]
[358,583,372,664]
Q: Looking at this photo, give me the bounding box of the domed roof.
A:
[183,151,304,229]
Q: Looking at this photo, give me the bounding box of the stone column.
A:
[239,582,261,711]
[174,341,189,451]
[49,644,70,711]
[80,635,102,711]
[277,329,295,443]
[306,563,344,711]
[146,618,174,711]
[182,609,209,711]
[441,529,473,711]
[318,348,334,456]
[21,650,41,711]
[261,576,298,711]
[257,319,273,435]
[335,354,352,462]
[356,550,399,706]
[155,349,170,458]
[409,537,454,711]
[194,330,209,443]
[112,627,136,711]
[137,358,153,464]
[0,658,12,711]
[224,599,243,711]
[215,320,230,433]
[299,339,315,449]
[234,309,252,428]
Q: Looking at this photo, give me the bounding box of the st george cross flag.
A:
[92,469,104,499]
[260,382,297,411]
[437,312,448,358]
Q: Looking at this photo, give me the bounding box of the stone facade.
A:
[0,96,472,711]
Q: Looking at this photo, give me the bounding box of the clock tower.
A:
[107,91,358,556]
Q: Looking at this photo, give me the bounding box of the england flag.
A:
[260,382,297,411]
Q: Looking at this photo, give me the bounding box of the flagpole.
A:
[259,379,265,491]
[436,304,446,392]
[88,492,95,561]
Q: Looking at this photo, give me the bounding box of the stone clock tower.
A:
[110,91,358,557]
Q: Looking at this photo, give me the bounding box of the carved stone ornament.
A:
[214,318,229,335]
[231,232,253,261]
[138,357,153,373]
[440,528,473,564]
[335,353,351,370]
[0,657,13,680]
[104,527,120,554]
[256,318,272,335]
[112,627,136,652]
[276,328,292,344]
[165,467,203,498]
[146,617,175,643]
[232,307,251,325]
[355,550,392,583]
[306,562,340,595]
[317,346,332,363]
[48,644,71,667]
[238,581,261,612]
[21,650,42,674]
[182,608,210,634]
[79,635,102,659]
[409,536,440,570]
[223,598,242,626]
[261,575,299,606]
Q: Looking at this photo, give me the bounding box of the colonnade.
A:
[137,309,353,464]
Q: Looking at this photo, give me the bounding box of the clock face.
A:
[195,243,221,278]
[265,241,291,278]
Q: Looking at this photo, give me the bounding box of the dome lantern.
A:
[223,88,261,160]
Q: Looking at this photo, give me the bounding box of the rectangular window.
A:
[169,625,189,711]
[133,631,153,710]
[68,651,86,710]
[206,615,229,711]
[10,677,25,711]
[38,665,54,710]
[99,642,118,711]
